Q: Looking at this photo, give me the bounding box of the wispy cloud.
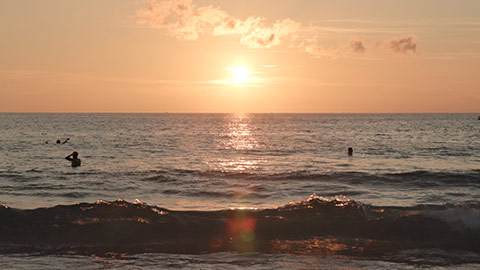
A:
[240,18,301,48]
[136,0,299,48]
[384,35,418,54]
[302,35,419,59]
[137,0,419,58]
[137,0,251,40]
[300,37,367,59]
[349,38,366,53]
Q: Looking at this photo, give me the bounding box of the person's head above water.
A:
[56,140,61,144]
[72,151,78,158]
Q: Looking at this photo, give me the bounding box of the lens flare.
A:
[227,210,257,252]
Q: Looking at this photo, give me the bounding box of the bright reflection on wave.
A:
[218,159,258,171]
[222,113,259,151]
[213,113,266,172]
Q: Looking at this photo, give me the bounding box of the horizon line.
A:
[1,112,479,114]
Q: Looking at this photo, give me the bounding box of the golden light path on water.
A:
[216,114,262,251]
[216,113,264,172]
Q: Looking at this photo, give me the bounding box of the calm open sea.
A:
[1,113,479,269]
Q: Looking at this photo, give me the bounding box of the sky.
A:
[1,0,479,113]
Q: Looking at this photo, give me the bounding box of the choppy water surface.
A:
[0,113,479,268]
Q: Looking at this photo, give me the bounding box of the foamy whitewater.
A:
[1,113,479,269]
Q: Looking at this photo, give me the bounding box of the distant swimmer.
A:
[348,147,353,156]
[57,138,70,144]
[65,151,81,167]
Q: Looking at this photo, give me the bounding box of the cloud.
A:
[136,0,236,40]
[240,19,301,48]
[137,0,299,48]
[348,38,366,53]
[385,35,418,54]
[301,42,336,59]
[302,35,419,59]
[301,37,367,59]
[137,0,418,58]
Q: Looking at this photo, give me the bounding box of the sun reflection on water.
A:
[218,159,258,171]
[203,114,269,209]
[213,113,266,172]
[223,113,259,151]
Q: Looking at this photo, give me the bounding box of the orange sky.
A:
[1,0,479,113]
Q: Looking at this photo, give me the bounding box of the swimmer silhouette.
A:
[57,138,70,144]
[348,147,353,156]
[65,151,81,167]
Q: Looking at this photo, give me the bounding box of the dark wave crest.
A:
[175,169,480,184]
[1,196,480,263]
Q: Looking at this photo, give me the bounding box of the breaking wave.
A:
[1,195,480,263]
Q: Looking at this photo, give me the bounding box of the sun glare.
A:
[232,66,250,84]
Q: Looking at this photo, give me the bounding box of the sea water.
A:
[0,113,479,269]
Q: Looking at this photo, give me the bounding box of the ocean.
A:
[1,113,479,269]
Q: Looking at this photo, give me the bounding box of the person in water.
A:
[65,151,81,167]
[348,147,353,156]
[57,138,70,144]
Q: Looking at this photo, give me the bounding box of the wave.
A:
[165,169,480,187]
[4,169,478,188]
[1,196,479,263]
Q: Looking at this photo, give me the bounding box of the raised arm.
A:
[62,138,70,144]
[65,154,73,161]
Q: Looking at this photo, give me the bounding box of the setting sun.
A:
[232,66,250,84]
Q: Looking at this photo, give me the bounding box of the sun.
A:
[232,66,250,84]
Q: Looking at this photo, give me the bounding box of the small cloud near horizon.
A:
[384,35,418,54]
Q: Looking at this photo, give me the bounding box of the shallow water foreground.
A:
[1,252,480,270]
